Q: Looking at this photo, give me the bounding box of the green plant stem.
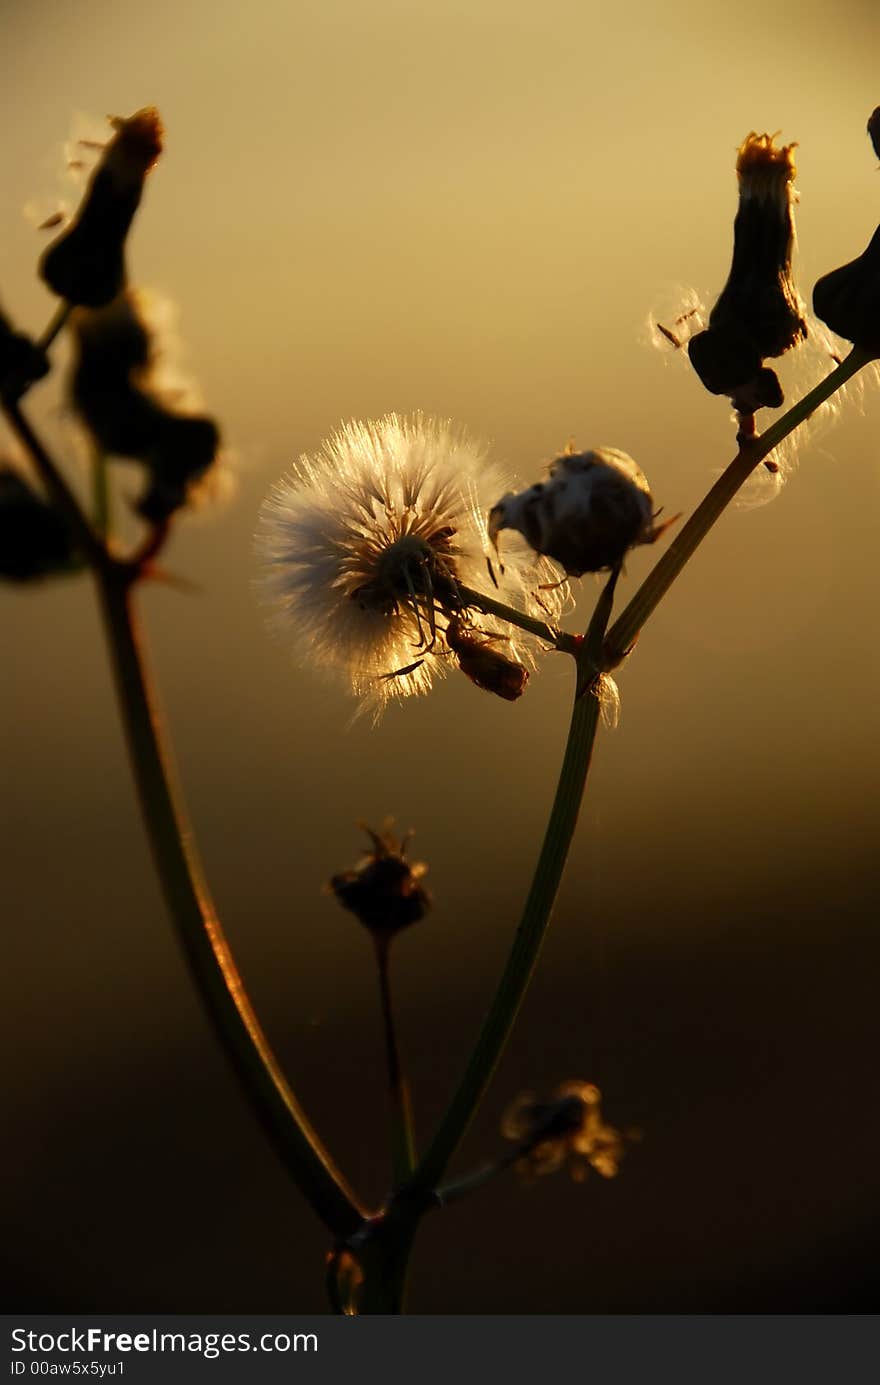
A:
[404,655,603,1202]
[96,569,365,1238]
[604,347,872,665]
[374,938,417,1185]
[457,583,578,653]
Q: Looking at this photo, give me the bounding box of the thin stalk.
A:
[36,302,71,354]
[374,937,417,1185]
[96,570,364,1238]
[457,582,579,654]
[434,1152,519,1207]
[405,657,602,1201]
[604,347,871,665]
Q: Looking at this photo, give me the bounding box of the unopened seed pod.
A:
[40,108,163,307]
[689,132,806,411]
[813,223,880,356]
[488,448,664,578]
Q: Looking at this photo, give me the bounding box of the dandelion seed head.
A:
[257,413,565,716]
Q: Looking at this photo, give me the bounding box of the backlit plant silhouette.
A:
[3,109,878,1314]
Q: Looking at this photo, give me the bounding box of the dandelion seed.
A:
[257,414,565,716]
[596,672,620,730]
[643,285,707,359]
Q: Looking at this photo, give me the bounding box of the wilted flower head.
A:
[257,414,565,715]
[330,823,430,942]
[502,1080,627,1182]
[70,288,221,521]
[39,107,163,307]
[0,466,77,582]
[688,132,807,413]
[489,447,672,578]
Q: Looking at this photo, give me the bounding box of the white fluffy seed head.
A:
[257,413,566,717]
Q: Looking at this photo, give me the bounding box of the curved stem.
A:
[96,570,365,1238]
[604,347,872,665]
[374,938,417,1185]
[405,658,603,1201]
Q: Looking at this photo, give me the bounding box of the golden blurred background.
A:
[2,0,879,1311]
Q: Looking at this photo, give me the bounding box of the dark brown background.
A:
[2,0,879,1312]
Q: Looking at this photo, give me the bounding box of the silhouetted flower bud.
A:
[813,109,880,357]
[688,133,806,411]
[330,824,430,942]
[70,291,220,520]
[813,225,880,356]
[488,447,672,578]
[0,468,77,581]
[0,307,49,397]
[39,108,163,307]
[444,616,528,701]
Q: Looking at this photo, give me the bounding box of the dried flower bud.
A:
[330,824,430,942]
[489,447,670,578]
[501,1080,627,1182]
[39,108,163,307]
[688,133,806,411]
[445,617,529,701]
[0,468,77,582]
[809,108,880,358]
[70,291,220,519]
[813,224,880,357]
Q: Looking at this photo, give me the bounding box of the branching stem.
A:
[604,347,872,666]
[374,938,417,1185]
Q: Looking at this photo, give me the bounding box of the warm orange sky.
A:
[2,0,880,1312]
